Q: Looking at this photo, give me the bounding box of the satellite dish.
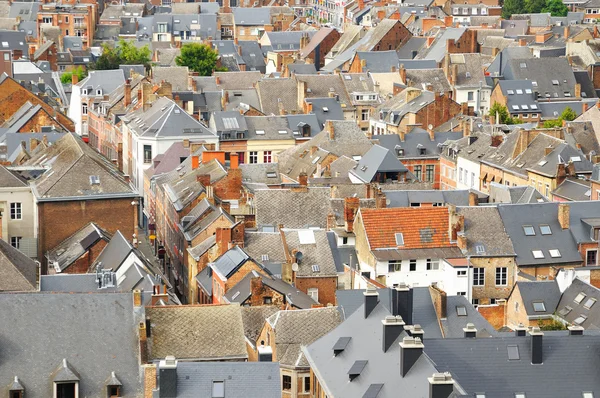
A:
[295,251,303,264]
[428,124,433,130]
[291,263,299,272]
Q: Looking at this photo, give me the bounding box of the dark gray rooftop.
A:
[516,280,561,316]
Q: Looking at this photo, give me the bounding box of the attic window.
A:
[89,175,100,185]
[574,314,588,325]
[558,306,572,316]
[348,360,368,381]
[475,245,485,254]
[333,337,351,356]
[516,89,523,94]
[278,130,287,134]
[266,172,277,178]
[1,42,7,48]
[323,107,329,112]
[552,80,560,85]
[456,306,467,316]
[583,298,596,309]
[507,89,515,95]
[395,233,404,246]
[523,226,535,236]
[549,249,561,258]
[574,292,587,304]
[212,381,225,398]
[312,264,320,272]
[507,345,519,360]
[532,250,544,259]
[256,130,265,135]
[532,302,546,312]
[519,62,527,68]
[539,225,552,235]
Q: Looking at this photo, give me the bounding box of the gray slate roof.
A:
[556,278,600,328]
[516,280,561,316]
[255,188,331,229]
[458,206,515,257]
[0,292,142,397]
[0,237,37,291]
[349,144,408,183]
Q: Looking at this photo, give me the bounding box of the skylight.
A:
[574,314,588,325]
[540,225,552,235]
[558,306,572,316]
[312,264,320,272]
[298,229,316,244]
[512,105,519,110]
[515,394,526,398]
[531,104,538,109]
[523,226,535,236]
[532,81,538,87]
[532,250,544,259]
[571,156,581,162]
[525,89,532,94]
[549,249,561,258]
[538,160,548,166]
[521,105,529,110]
[507,89,515,95]
[574,292,587,304]
[507,345,519,360]
[584,298,596,309]
[532,302,546,312]
[395,233,404,246]
[456,306,467,316]
[552,79,560,85]
[583,392,595,398]
[256,130,265,135]
[516,89,523,94]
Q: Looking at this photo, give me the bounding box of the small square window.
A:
[549,249,561,258]
[523,226,535,236]
[395,233,404,246]
[456,306,467,316]
[583,393,594,398]
[532,250,544,259]
[515,394,526,398]
[507,345,520,360]
[532,302,546,312]
[574,314,588,325]
[583,298,596,309]
[540,225,552,235]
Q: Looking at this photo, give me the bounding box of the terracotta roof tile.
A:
[360,207,454,250]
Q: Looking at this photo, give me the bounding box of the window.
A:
[10,236,21,249]
[540,225,552,235]
[456,306,467,316]
[414,165,422,180]
[587,249,598,266]
[574,292,587,304]
[490,298,497,304]
[471,172,475,187]
[263,151,272,163]
[473,267,484,286]
[82,103,88,115]
[249,151,258,164]
[523,225,535,236]
[10,391,23,398]
[304,377,310,393]
[425,165,434,182]
[361,109,369,121]
[583,298,596,309]
[457,291,466,296]
[10,203,22,220]
[495,267,507,286]
[56,382,77,398]
[263,297,272,304]
[549,249,561,258]
[142,145,153,164]
[282,375,292,391]
[212,381,225,398]
[574,314,588,325]
[532,250,544,259]
[308,288,319,302]
[3,53,8,61]
[395,233,404,246]
[532,302,546,312]
[468,91,474,101]
[409,259,416,271]
[42,16,52,23]
[458,167,463,182]
[388,260,401,272]
[108,385,121,397]
[472,298,479,306]
[508,345,520,360]
[457,270,467,276]
[426,259,439,270]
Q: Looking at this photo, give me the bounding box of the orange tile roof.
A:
[359,207,455,250]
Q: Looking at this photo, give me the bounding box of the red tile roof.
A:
[359,207,455,250]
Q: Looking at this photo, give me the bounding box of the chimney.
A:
[463,323,477,338]
[382,315,405,352]
[360,58,367,71]
[124,79,132,107]
[392,283,413,325]
[72,72,78,85]
[429,284,447,319]
[583,102,588,113]
[530,327,544,364]
[568,325,584,336]
[221,90,229,109]
[400,336,424,377]
[277,98,286,115]
[468,191,478,206]
[364,287,379,319]
[519,38,527,46]
[427,124,435,141]
[230,153,239,170]
[133,289,142,307]
[191,155,199,170]
[491,133,504,147]
[325,120,335,140]
[357,0,364,10]
[457,232,467,251]
[514,323,527,337]
[558,203,569,229]
[344,197,360,233]
[183,139,190,148]
[451,64,458,85]
[30,138,39,151]
[158,356,178,397]
[42,135,48,146]
[197,174,211,187]
[428,373,455,398]
[405,324,424,341]
[139,322,148,364]
[575,83,581,98]
[298,172,308,186]
[215,227,232,256]
[564,25,570,39]
[545,146,554,156]
[399,64,406,83]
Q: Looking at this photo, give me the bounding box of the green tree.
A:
[91,39,151,71]
[175,43,226,76]
[542,106,577,128]
[489,102,521,124]
[542,0,568,16]
[525,0,545,13]
[60,66,87,84]
[502,0,525,19]
[537,318,567,331]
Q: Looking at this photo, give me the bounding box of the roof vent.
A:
[348,360,368,381]
[333,336,351,356]
[463,323,477,338]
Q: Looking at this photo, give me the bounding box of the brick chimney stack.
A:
[124,79,132,107]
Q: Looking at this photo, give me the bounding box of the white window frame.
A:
[473,267,485,286]
[495,267,507,286]
[10,236,21,249]
[10,202,22,220]
[307,288,319,302]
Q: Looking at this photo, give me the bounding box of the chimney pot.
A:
[558,203,570,229]
[382,315,405,353]
[515,323,527,337]
[568,325,584,336]
[400,336,424,377]
[463,323,477,338]
[363,287,379,319]
[428,372,455,398]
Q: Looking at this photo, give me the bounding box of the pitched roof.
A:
[516,280,561,316]
[255,187,331,229]
[349,144,408,183]
[0,292,142,396]
[152,66,190,91]
[146,304,248,360]
[458,206,515,257]
[557,278,600,328]
[24,134,137,200]
[241,305,280,343]
[358,206,453,250]
[268,307,342,367]
[0,237,37,291]
[45,222,111,272]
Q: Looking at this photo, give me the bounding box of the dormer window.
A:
[52,359,80,398]
[9,376,24,398]
[106,372,122,397]
[418,147,426,155]
[96,89,102,96]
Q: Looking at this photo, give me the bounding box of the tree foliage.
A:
[175,43,226,76]
[91,39,151,71]
[542,0,569,16]
[525,0,546,13]
[537,318,567,331]
[502,0,525,19]
[489,102,521,125]
[60,66,87,84]
[542,106,577,128]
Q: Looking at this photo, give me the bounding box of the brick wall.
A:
[402,158,441,189]
[373,21,413,52]
[143,364,157,398]
[214,168,242,200]
[250,275,287,307]
[62,239,108,274]
[429,284,447,319]
[38,198,136,271]
[295,276,337,306]
[470,256,516,302]
[478,304,505,330]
